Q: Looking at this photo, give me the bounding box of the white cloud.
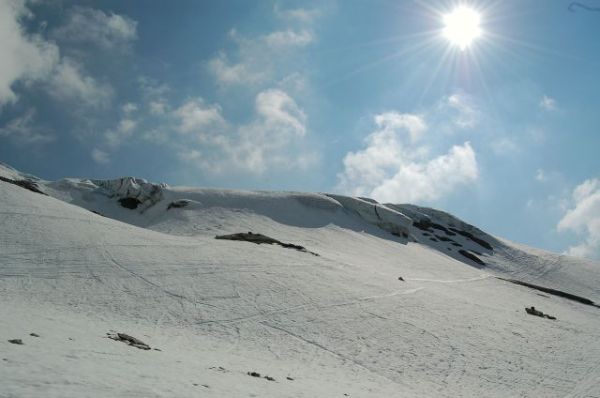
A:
[336,112,479,203]
[122,102,138,113]
[557,178,600,260]
[263,29,313,48]
[0,0,60,107]
[0,2,115,111]
[47,59,113,107]
[208,23,314,87]
[274,6,322,23]
[53,6,137,50]
[374,112,426,142]
[105,118,136,148]
[254,88,306,136]
[138,77,170,115]
[535,169,547,182]
[179,89,313,174]
[0,108,54,144]
[138,76,169,99]
[91,148,110,164]
[278,72,309,93]
[174,98,225,138]
[148,100,167,115]
[226,89,308,173]
[535,168,562,184]
[141,129,168,145]
[94,116,138,161]
[208,52,262,86]
[539,95,557,111]
[446,93,478,128]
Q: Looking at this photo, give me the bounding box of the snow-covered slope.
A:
[1,162,600,397]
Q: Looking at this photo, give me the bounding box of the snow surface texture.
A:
[1,161,600,398]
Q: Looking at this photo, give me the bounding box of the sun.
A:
[443,6,482,50]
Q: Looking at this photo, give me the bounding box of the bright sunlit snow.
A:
[1,162,600,397]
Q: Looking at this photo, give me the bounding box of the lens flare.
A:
[443,6,482,50]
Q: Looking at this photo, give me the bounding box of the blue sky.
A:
[1,0,599,259]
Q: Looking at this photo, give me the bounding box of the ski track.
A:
[100,244,223,310]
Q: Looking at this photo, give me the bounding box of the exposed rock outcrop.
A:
[0,176,47,196]
[107,332,151,350]
[93,177,167,212]
[459,249,485,266]
[216,232,319,256]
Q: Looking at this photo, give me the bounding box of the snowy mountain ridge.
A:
[1,162,600,397]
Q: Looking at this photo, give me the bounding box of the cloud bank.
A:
[558,178,600,259]
[177,88,312,174]
[0,0,59,107]
[337,111,478,203]
[53,6,137,50]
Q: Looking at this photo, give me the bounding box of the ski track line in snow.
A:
[259,321,411,390]
[562,358,600,398]
[0,211,117,226]
[1,243,212,257]
[100,245,223,310]
[196,287,425,327]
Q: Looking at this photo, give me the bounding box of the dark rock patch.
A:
[422,232,430,237]
[118,197,142,209]
[247,371,276,381]
[435,235,453,242]
[8,339,23,345]
[216,232,319,256]
[525,306,556,320]
[0,176,47,196]
[497,278,598,307]
[413,218,438,233]
[286,376,294,381]
[449,228,493,251]
[398,276,405,281]
[429,237,438,242]
[209,366,227,372]
[107,332,151,350]
[430,222,454,235]
[458,249,485,266]
[413,219,432,231]
[167,199,191,210]
[29,333,40,337]
[451,242,462,247]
